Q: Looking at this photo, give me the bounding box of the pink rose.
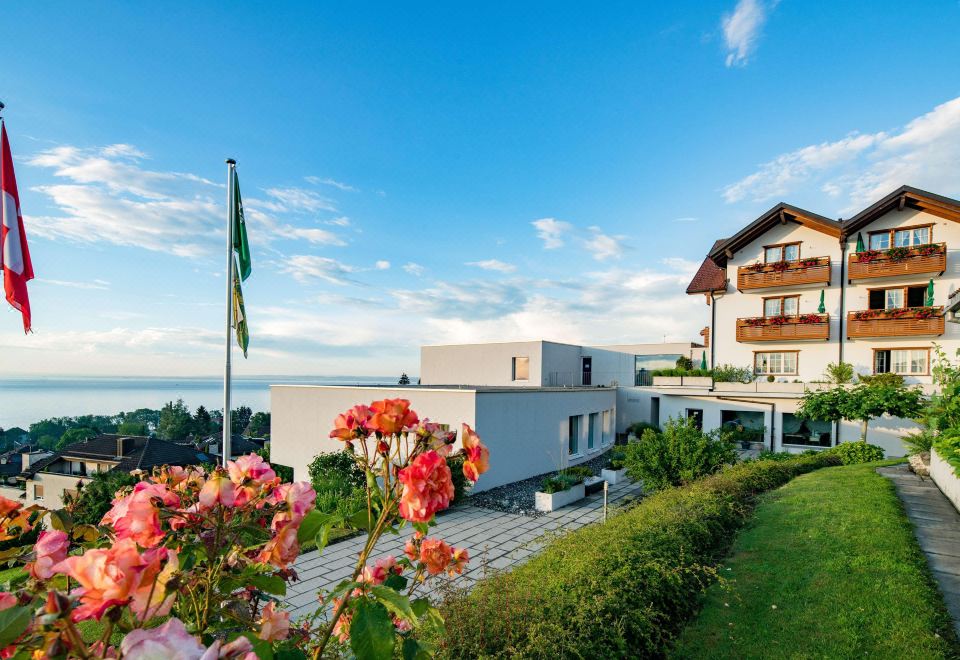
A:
[272,481,316,523]
[256,524,299,569]
[28,529,69,580]
[120,618,204,658]
[0,593,16,611]
[397,450,454,523]
[258,601,290,641]
[361,555,400,585]
[198,472,237,510]
[461,424,490,482]
[102,482,180,548]
[330,404,373,441]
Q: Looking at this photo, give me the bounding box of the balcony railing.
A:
[846,307,945,338]
[736,314,830,342]
[848,243,946,281]
[737,257,831,291]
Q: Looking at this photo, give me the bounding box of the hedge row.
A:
[437,452,841,659]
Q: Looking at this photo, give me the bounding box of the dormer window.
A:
[764,242,800,263]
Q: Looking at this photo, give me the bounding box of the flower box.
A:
[601,467,627,485]
[930,448,960,515]
[535,483,586,512]
[584,475,605,495]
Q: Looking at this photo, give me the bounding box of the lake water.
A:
[0,376,394,429]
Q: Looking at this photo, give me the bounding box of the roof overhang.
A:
[842,186,960,235]
[709,203,841,266]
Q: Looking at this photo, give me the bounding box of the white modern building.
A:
[270,340,707,491]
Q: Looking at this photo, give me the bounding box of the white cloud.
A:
[531,217,572,249]
[326,217,351,227]
[281,255,358,285]
[305,176,358,192]
[403,262,425,276]
[672,217,698,223]
[375,260,391,270]
[722,95,960,211]
[35,278,110,290]
[259,187,338,214]
[721,0,772,67]
[466,259,517,273]
[582,227,624,261]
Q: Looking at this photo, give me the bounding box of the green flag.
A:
[233,258,249,358]
[926,278,935,307]
[232,169,252,281]
[818,289,826,314]
[855,232,865,253]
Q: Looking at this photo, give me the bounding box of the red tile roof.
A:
[686,240,728,294]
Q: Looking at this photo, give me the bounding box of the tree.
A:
[56,427,98,450]
[398,373,411,385]
[231,406,252,435]
[247,412,270,437]
[29,419,67,443]
[823,361,855,385]
[623,416,736,491]
[675,356,694,371]
[797,382,923,442]
[193,406,213,437]
[117,420,149,436]
[158,399,195,442]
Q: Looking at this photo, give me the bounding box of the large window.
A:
[721,410,765,444]
[763,295,799,317]
[874,349,929,375]
[868,285,927,310]
[754,351,798,375]
[512,356,529,381]
[601,410,613,446]
[870,225,931,249]
[686,408,703,431]
[765,242,800,263]
[568,415,581,456]
[588,413,598,450]
[781,413,831,447]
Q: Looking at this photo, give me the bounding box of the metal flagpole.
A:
[223,158,236,467]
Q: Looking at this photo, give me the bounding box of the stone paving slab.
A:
[879,464,960,636]
[283,478,643,619]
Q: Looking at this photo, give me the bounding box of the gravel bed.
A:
[468,453,613,517]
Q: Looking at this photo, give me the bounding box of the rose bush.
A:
[0,398,488,659]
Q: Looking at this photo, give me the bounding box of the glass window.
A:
[588,413,598,450]
[894,229,911,247]
[512,356,529,381]
[914,227,930,245]
[765,246,782,263]
[910,349,927,374]
[755,352,797,375]
[783,297,798,316]
[876,349,928,375]
[783,244,800,261]
[33,484,43,500]
[783,352,797,373]
[568,415,581,455]
[781,413,832,447]
[885,288,904,309]
[764,299,781,317]
[601,410,613,446]
[875,350,889,374]
[686,409,704,431]
[869,233,890,250]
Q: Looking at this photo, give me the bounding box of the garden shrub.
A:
[675,355,694,370]
[64,468,138,526]
[858,372,906,387]
[649,368,712,378]
[606,446,626,470]
[307,450,367,518]
[623,417,737,491]
[540,467,592,493]
[711,364,754,384]
[437,452,840,658]
[826,440,886,464]
[933,429,960,477]
[626,421,660,437]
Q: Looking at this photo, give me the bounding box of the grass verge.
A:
[671,461,960,659]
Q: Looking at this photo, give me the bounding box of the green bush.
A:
[858,372,905,387]
[606,447,626,470]
[627,421,660,437]
[826,440,886,465]
[447,454,471,504]
[562,466,593,480]
[623,417,737,491]
[307,450,366,517]
[823,361,856,384]
[933,430,960,477]
[436,452,841,658]
[649,368,713,378]
[711,364,754,384]
[675,355,694,371]
[540,467,592,494]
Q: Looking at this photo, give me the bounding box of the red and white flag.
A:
[1,120,33,333]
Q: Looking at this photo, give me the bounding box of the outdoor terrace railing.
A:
[846,307,945,338]
[736,314,830,342]
[736,256,831,291]
[848,243,946,281]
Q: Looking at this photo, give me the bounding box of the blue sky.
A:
[2,1,960,377]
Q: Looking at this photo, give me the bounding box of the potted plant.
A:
[745,317,766,327]
[917,243,942,257]
[535,468,587,511]
[601,447,628,484]
[855,249,881,263]
[799,257,821,268]
[886,246,911,262]
[916,307,939,320]
[770,260,790,272]
[769,315,790,326]
[798,313,823,324]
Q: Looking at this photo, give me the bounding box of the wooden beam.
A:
[724,248,734,259]
[779,210,787,224]
[898,194,906,211]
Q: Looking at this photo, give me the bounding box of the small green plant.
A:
[858,372,905,387]
[540,470,584,493]
[766,374,776,383]
[649,368,713,377]
[712,364,754,384]
[755,450,798,462]
[933,429,960,477]
[562,466,594,480]
[827,440,885,465]
[606,446,627,470]
[824,361,855,384]
[623,417,737,491]
[627,421,660,437]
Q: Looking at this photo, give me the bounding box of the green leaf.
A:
[402,638,434,660]
[297,509,338,544]
[249,573,287,596]
[369,585,416,622]
[349,508,374,531]
[314,522,334,555]
[0,607,31,648]
[349,599,396,660]
[275,650,309,660]
[326,579,361,603]
[411,598,444,628]
[412,521,430,535]
[47,509,72,532]
[383,573,408,591]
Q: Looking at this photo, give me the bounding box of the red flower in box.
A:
[770,261,790,272]
[885,307,909,319]
[745,317,767,327]
[853,310,878,321]
[798,258,821,268]
[769,315,789,325]
[798,314,823,324]
[748,262,765,272]
[915,307,938,320]
[856,249,880,264]
[917,243,942,257]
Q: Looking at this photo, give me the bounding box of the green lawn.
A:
[672,461,960,659]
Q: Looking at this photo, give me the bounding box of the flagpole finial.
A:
[225,157,236,165]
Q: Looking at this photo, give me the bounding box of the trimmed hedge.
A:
[437,452,840,658]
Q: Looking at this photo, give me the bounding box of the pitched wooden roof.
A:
[709,203,841,265]
[686,239,728,294]
[842,185,960,235]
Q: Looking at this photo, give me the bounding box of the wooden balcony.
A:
[736,314,830,342]
[736,257,831,291]
[848,243,946,281]
[846,307,945,338]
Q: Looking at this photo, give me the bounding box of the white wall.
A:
[270,385,477,485]
[420,342,545,386]
[473,389,617,489]
[714,221,843,382]
[844,207,960,385]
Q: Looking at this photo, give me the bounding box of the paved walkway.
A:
[878,464,960,636]
[283,479,644,619]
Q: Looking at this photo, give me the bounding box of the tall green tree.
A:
[117,420,149,436]
[193,406,213,437]
[158,399,195,442]
[56,427,98,450]
[247,411,270,437]
[231,406,253,435]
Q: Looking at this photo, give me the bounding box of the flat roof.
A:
[270,383,618,394]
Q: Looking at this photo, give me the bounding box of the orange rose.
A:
[461,424,490,482]
[419,538,453,575]
[368,399,419,435]
[397,451,454,523]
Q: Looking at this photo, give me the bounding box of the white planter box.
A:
[681,376,713,387]
[652,376,682,386]
[713,382,757,393]
[930,448,960,514]
[535,483,586,512]
[601,467,627,484]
